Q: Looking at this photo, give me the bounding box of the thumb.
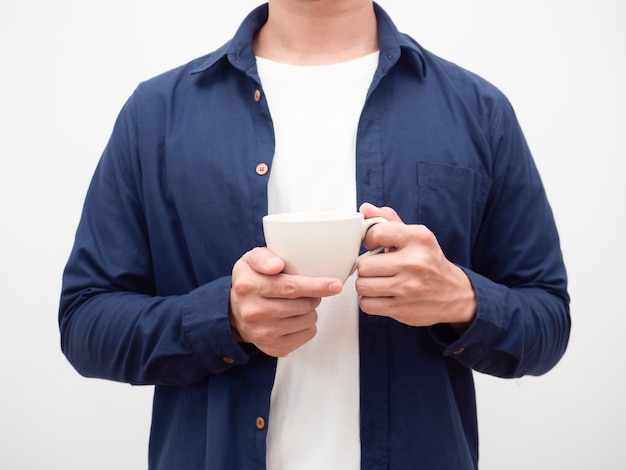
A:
[359,202,403,223]
[243,247,285,275]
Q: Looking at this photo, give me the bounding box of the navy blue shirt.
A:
[60,4,570,469]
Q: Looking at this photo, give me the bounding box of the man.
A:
[59,1,570,468]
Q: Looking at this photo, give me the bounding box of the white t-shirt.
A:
[257,51,379,470]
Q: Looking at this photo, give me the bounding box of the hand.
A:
[229,247,343,357]
[356,203,476,332]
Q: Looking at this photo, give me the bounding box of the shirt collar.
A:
[373,3,427,77]
[190,2,426,78]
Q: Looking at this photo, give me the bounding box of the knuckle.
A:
[279,277,300,298]
[304,325,317,343]
[381,206,399,219]
[414,225,437,245]
[271,351,287,358]
[354,278,369,296]
[359,296,375,314]
[241,304,266,323]
[356,259,372,277]
[232,275,256,297]
[403,278,423,296]
[254,326,275,345]
[263,345,282,357]
[301,300,322,317]
[307,309,319,324]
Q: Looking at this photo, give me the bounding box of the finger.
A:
[362,220,406,252]
[359,203,403,223]
[250,308,318,340]
[358,294,396,317]
[250,296,323,321]
[263,324,318,358]
[242,247,285,275]
[268,273,343,300]
[355,274,397,298]
[357,249,405,278]
[365,222,438,254]
[241,248,344,298]
[356,257,390,278]
[277,309,319,334]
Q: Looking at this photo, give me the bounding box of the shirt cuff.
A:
[428,268,508,367]
[182,276,254,374]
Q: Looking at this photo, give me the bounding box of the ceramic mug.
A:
[262,211,387,282]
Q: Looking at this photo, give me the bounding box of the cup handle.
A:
[349,216,388,276]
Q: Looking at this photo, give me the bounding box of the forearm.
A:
[59,277,250,386]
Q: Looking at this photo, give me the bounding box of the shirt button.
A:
[254,89,262,102]
[256,163,269,176]
[256,416,266,430]
[222,357,235,364]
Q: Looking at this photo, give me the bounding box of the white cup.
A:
[262,211,387,282]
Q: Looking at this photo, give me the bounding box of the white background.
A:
[1,1,624,468]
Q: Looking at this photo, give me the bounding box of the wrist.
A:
[228,292,245,343]
[448,266,477,335]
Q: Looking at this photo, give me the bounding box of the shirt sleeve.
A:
[430,98,571,378]
[59,91,251,386]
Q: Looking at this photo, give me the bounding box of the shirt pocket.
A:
[416,161,491,264]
